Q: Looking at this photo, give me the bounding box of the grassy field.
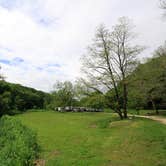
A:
[15,110,166,166]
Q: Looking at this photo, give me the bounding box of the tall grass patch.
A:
[0,116,39,166]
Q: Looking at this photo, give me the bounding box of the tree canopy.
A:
[81,17,144,119]
[128,43,166,113]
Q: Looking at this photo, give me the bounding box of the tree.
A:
[109,17,144,118]
[128,43,166,114]
[0,91,12,116]
[75,78,103,100]
[79,91,106,109]
[160,0,166,9]
[160,0,166,16]
[51,81,77,107]
[81,17,144,119]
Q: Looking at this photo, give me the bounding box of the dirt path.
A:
[134,115,166,125]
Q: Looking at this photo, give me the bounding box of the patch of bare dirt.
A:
[34,159,46,166]
[134,115,166,125]
[48,150,60,159]
[89,124,97,128]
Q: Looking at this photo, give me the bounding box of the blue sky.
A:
[0,0,165,91]
[0,57,24,65]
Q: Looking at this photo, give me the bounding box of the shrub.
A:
[0,116,39,166]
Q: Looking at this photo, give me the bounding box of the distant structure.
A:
[55,106,103,112]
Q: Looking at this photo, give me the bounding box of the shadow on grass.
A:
[146,110,166,116]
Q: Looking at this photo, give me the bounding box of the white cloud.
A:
[0,0,165,91]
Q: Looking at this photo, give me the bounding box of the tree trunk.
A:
[118,110,124,120]
[123,81,128,119]
[156,109,159,115]
[112,82,124,120]
[114,108,123,120]
[151,99,159,115]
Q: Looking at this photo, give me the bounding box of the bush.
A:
[0,116,39,166]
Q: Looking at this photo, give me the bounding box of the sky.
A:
[0,0,165,92]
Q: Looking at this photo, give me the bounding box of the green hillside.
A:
[0,80,50,116]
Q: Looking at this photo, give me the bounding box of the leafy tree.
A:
[50,81,77,108]
[79,91,106,109]
[128,43,166,114]
[0,91,12,116]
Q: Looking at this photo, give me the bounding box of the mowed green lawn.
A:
[15,111,166,166]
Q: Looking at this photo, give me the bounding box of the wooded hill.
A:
[0,80,49,116]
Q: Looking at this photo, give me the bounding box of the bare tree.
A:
[109,17,144,118]
[160,0,166,16]
[75,78,103,98]
[160,0,166,9]
[81,17,144,119]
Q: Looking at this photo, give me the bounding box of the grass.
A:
[0,116,39,166]
[14,110,166,166]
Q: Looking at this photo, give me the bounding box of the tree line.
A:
[0,43,165,120]
[47,44,166,116]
